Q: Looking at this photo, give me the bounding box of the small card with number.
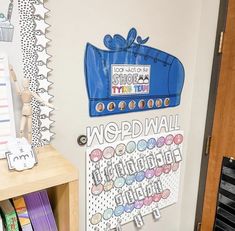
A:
[5,137,37,171]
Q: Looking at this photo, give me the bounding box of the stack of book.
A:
[24,190,58,231]
[0,190,58,231]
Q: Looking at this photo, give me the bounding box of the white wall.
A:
[45,0,220,230]
[179,0,220,229]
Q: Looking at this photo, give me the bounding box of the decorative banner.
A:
[17,0,53,147]
[84,28,185,117]
[86,131,183,230]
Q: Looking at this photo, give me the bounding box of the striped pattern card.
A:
[0,53,16,159]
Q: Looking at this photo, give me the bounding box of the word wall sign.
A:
[86,131,183,230]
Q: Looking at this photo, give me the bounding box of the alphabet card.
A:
[6,137,37,171]
[86,131,183,230]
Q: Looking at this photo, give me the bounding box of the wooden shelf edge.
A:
[0,145,79,201]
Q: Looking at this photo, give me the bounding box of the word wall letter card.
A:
[0,54,16,159]
[86,131,184,230]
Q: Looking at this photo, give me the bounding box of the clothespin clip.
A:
[154,178,163,194]
[115,190,124,206]
[104,161,114,181]
[125,187,135,204]
[135,183,145,201]
[133,213,144,228]
[116,219,122,231]
[152,206,161,220]
[137,155,145,171]
[92,163,102,185]
[146,180,154,197]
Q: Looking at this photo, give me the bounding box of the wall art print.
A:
[86,131,183,230]
[85,28,185,117]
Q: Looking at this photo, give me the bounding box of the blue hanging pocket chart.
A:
[84,28,185,117]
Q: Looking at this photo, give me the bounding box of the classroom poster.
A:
[84,28,185,117]
[86,131,183,230]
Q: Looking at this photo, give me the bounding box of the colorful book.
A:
[24,190,58,231]
[0,200,19,231]
[0,53,16,159]
[12,196,33,231]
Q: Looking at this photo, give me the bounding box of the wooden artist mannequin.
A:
[9,65,54,143]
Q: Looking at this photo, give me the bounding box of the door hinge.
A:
[218,31,224,54]
[197,222,201,231]
[205,136,212,155]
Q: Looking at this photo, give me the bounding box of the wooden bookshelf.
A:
[0,145,79,231]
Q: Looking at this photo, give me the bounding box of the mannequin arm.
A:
[9,65,21,95]
[31,91,55,109]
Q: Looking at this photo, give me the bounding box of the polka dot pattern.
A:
[18,0,53,147]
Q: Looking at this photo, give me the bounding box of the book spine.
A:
[13,197,33,231]
[5,212,19,231]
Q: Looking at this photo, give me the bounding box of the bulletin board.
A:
[86,131,183,230]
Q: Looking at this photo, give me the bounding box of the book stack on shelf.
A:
[0,190,58,231]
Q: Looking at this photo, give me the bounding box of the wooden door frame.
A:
[194,0,229,230]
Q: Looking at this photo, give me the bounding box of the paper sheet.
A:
[0,53,16,158]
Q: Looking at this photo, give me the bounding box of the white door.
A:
[45,0,220,230]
